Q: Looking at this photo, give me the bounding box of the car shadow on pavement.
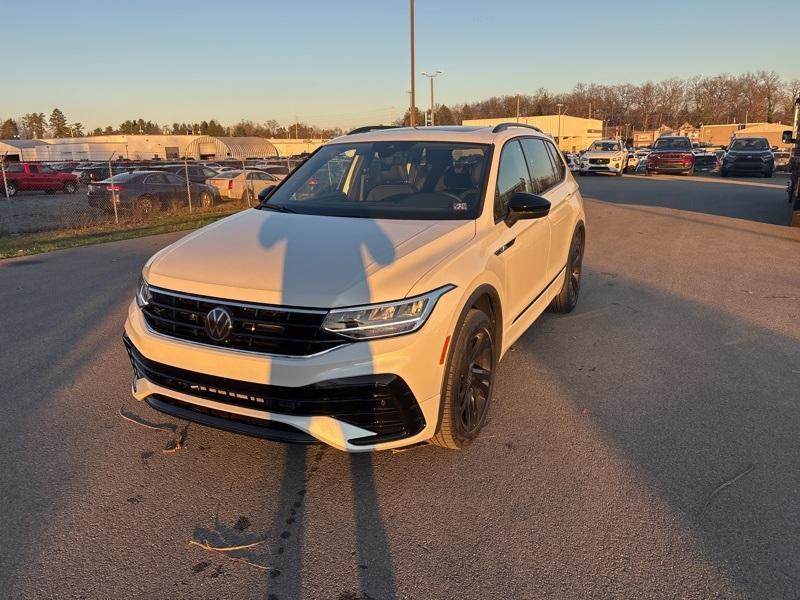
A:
[512,266,800,596]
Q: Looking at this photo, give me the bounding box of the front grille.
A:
[142,286,346,356]
[589,158,610,165]
[125,337,425,444]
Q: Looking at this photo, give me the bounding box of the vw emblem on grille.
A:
[205,306,233,342]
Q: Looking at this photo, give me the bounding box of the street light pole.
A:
[409,0,416,127]
[421,70,442,126]
[556,103,564,149]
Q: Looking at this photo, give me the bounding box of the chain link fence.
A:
[0,153,301,240]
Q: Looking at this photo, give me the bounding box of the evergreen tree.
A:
[0,118,19,139]
[49,108,70,137]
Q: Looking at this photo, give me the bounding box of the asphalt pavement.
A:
[1,174,799,599]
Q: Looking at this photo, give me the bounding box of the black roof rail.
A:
[491,122,544,134]
[347,125,399,135]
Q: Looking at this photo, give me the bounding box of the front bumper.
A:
[123,295,458,451]
[580,162,624,174]
[723,161,772,174]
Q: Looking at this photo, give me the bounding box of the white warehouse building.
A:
[0,135,285,162]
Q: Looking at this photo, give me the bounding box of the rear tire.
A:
[133,194,158,219]
[549,225,585,314]
[430,309,496,450]
[198,190,213,209]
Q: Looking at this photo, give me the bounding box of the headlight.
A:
[762,154,773,162]
[136,276,151,308]
[321,285,455,340]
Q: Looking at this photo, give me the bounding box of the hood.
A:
[145,209,475,308]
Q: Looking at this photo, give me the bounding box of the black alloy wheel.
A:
[550,226,585,314]
[456,326,494,435]
[431,309,496,449]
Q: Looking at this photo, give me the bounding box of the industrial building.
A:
[461,115,603,152]
[697,123,789,149]
[0,134,327,162]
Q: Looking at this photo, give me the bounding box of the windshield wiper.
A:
[258,202,297,214]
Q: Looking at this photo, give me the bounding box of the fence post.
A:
[108,153,119,224]
[242,158,253,206]
[1,152,10,207]
[184,156,193,213]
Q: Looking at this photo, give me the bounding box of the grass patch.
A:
[0,210,239,259]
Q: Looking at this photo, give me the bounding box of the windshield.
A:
[590,141,621,152]
[653,137,692,151]
[729,138,769,151]
[263,141,491,220]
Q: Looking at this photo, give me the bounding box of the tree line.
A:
[0,109,343,140]
[398,71,800,131]
[3,72,798,142]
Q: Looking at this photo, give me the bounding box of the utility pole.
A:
[421,70,442,126]
[409,0,416,127]
[556,103,564,148]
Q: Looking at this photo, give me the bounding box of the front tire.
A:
[550,226,585,314]
[63,181,77,194]
[198,190,213,209]
[6,182,17,197]
[431,309,496,450]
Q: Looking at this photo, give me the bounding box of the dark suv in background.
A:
[721,137,774,178]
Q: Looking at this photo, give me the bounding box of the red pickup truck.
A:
[1,162,79,196]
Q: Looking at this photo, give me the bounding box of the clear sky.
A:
[4,0,798,130]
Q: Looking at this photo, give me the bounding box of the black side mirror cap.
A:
[505,192,551,227]
[782,130,794,144]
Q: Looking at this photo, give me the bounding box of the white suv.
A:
[579,139,627,176]
[125,124,586,452]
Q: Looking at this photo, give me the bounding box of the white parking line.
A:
[621,174,786,190]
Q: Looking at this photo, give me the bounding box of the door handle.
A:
[495,238,516,255]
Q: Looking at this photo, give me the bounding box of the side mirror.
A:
[782,130,794,144]
[505,192,550,227]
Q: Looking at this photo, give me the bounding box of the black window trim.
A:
[494,135,566,224]
[493,138,530,223]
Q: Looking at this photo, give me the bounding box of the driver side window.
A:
[494,141,531,221]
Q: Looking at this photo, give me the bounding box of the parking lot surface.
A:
[1,174,799,599]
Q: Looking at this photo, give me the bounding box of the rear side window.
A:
[145,174,167,184]
[494,140,532,221]
[164,173,184,185]
[520,138,558,194]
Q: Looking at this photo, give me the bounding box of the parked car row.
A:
[575,135,778,178]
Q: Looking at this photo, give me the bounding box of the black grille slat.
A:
[143,287,346,356]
